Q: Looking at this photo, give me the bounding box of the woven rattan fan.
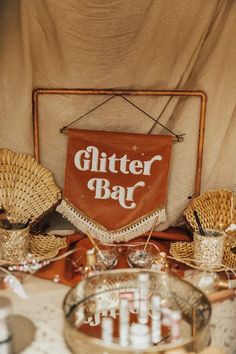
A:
[0,149,66,264]
[0,148,61,224]
[183,189,236,232]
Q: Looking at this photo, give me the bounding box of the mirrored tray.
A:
[63,269,211,353]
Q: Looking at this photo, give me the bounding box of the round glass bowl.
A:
[96,244,118,270]
[127,244,153,269]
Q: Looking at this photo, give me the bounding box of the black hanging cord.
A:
[120,95,185,141]
[148,96,173,134]
[60,94,185,141]
[60,95,115,133]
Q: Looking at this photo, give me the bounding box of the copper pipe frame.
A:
[32,89,207,197]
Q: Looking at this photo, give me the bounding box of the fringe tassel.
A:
[56,199,166,243]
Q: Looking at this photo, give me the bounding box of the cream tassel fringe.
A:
[56,199,166,243]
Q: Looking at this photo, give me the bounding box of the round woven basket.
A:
[0,148,61,224]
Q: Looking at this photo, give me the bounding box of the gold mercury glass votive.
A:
[193,229,225,269]
[0,226,30,263]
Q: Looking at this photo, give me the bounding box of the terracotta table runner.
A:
[37,228,190,286]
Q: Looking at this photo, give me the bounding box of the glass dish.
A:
[127,244,153,268]
[96,243,118,270]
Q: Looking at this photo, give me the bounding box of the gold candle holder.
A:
[193,229,225,270]
[0,226,29,263]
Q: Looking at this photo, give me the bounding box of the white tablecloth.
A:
[3,277,236,354]
[4,277,70,354]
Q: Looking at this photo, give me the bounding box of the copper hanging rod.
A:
[33,88,206,98]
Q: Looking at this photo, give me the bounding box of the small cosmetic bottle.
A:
[138,273,149,324]
[119,298,130,347]
[130,323,150,352]
[101,317,113,345]
[82,248,99,278]
[151,295,162,344]
[170,310,181,342]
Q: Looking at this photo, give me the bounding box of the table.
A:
[5,277,70,354]
[3,277,236,354]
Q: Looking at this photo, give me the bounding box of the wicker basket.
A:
[0,149,61,224]
[183,189,236,232]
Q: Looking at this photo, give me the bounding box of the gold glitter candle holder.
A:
[193,229,225,270]
[0,226,30,263]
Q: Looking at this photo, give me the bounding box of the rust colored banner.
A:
[64,129,172,231]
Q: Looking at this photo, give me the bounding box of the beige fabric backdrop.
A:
[0,0,235,230]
